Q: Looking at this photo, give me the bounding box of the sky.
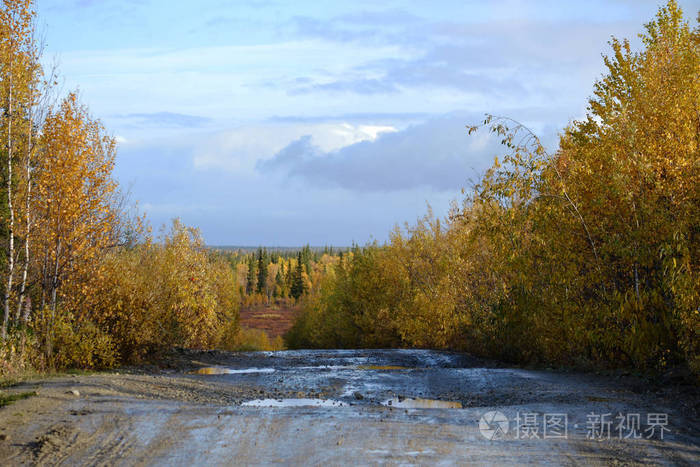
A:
[35,0,699,246]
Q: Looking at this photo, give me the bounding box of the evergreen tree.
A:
[290,252,305,299]
[256,247,268,295]
[274,267,284,298]
[245,255,256,295]
[301,244,312,274]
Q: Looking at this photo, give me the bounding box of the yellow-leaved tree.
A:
[33,92,119,359]
[286,1,699,374]
[0,0,44,339]
[82,220,239,362]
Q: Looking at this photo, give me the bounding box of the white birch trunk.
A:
[2,74,15,339]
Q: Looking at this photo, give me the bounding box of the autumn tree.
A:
[79,220,239,362]
[0,0,42,339]
[550,0,700,366]
[0,1,246,373]
[33,93,118,355]
[285,258,293,292]
[286,1,700,373]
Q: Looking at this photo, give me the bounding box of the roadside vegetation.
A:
[286,1,700,376]
[0,0,697,381]
[0,389,33,407]
[0,0,242,378]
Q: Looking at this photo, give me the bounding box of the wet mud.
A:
[0,349,698,465]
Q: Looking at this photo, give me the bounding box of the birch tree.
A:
[34,93,118,354]
[0,0,36,339]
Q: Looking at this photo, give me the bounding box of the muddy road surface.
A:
[1,349,698,465]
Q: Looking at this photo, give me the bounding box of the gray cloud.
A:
[257,113,513,192]
[116,134,456,246]
[283,7,654,97]
[288,78,399,95]
[114,112,212,128]
[288,54,527,97]
[267,112,431,123]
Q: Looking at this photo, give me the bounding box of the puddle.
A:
[356,365,411,370]
[295,365,356,370]
[382,397,462,409]
[190,367,276,375]
[586,396,611,402]
[241,398,348,407]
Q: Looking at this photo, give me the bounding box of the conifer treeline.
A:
[220,245,346,303]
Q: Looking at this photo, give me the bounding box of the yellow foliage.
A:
[82,220,240,362]
[230,327,284,352]
[286,2,700,374]
[33,310,117,370]
[0,330,37,378]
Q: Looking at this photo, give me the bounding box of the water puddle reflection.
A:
[242,398,348,407]
[382,397,462,409]
[190,367,276,375]
[357,365,411,370]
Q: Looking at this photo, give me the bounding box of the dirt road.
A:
[1,349,698,465]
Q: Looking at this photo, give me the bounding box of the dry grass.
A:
[239,302,297,339]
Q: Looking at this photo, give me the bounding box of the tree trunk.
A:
[51,238,60,313]
[2,76,15,339]
[15,118,32,323]
[40,246,48,309]
[47,238,61,359]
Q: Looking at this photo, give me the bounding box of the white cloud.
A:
[191,122,398,173]
[258,113,516,192]
[44,0,695,244]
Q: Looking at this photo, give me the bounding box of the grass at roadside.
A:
[0,391,36,407]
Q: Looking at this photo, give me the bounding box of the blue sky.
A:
[36,0,699,245]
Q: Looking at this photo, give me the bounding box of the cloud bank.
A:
[258,114,503,192]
